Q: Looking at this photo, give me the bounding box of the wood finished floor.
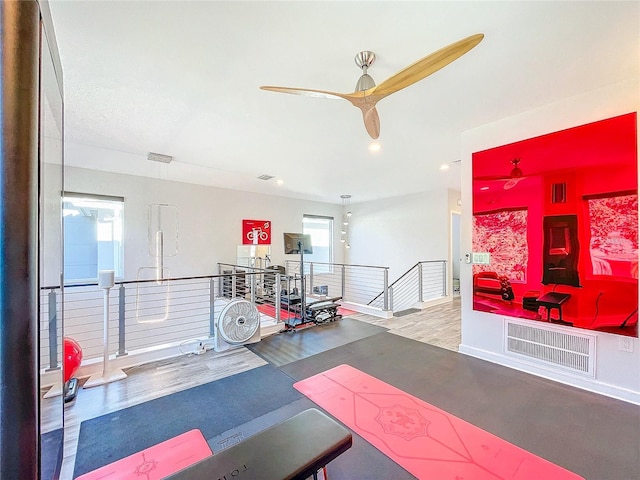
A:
[354,296,461,350]
[47,296,461,480]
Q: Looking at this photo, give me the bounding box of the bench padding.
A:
[166,408,352,480]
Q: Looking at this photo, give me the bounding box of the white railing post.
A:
[84,270,127,388]
[309,263,314,293]
[388,285,394,312]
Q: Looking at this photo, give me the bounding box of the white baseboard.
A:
[415,296,452,309]
[340,301,393,319]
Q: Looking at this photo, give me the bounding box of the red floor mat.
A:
[256,303,296,320]
[257,303,356,319]
[294,364,583,480]
[337,306,358,316]
[76,429,212,479]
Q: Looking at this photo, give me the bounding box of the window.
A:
[302,215,333,274]
[472,208,528,282]
[586,192,638,278]
[63,193,124,283]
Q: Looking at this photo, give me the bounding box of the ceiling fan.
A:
[260,33,484,139]
[476,158,527,190]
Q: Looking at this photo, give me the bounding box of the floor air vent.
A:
[505,320,595,377]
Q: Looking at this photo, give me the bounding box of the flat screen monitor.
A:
[283,233,313,254]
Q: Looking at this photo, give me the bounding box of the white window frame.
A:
[302,215,334,274]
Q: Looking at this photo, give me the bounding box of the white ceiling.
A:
[48,1,639,204]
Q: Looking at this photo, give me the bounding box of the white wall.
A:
[347,189,453,281]
[460,79,640,404]
[59,164,343,282]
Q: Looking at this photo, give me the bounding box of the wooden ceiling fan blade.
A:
[504,177,526,190]
[361,106,380,139]
[371,33,484,98]
[260,85,348,100]
[475,175,511,181]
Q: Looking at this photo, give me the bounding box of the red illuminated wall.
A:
[472,113,638,337]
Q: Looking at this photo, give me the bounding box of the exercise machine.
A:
[282,233,342,330]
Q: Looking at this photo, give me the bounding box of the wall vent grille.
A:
[504,320,595,377]
[257,174,274,181]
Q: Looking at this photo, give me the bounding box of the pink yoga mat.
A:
[76,429,212,480]
[294,364,584,480]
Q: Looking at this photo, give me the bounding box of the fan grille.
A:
[218,300,260,344]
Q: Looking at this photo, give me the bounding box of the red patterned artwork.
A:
[472,209,528,282]
[588,194,638,278]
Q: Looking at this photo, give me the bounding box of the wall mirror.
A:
[39,20,65,480]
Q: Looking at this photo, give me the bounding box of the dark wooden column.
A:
[0,1,40,478]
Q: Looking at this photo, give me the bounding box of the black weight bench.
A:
[165,408,352,480]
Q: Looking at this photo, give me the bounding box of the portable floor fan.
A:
[260,33,484,138]
[214,299,261,352]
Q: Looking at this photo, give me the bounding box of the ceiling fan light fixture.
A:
[509,158,523,178]
[355,73,376,92]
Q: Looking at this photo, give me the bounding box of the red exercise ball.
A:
[63,337,83,383]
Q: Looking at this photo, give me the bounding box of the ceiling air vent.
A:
[257,174,275,181]
[147,152,173,164]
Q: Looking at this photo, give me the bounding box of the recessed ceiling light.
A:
[439,164,450,171]
[368,141,382,152]
[276,179,284,186]
[480,186,490,191]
